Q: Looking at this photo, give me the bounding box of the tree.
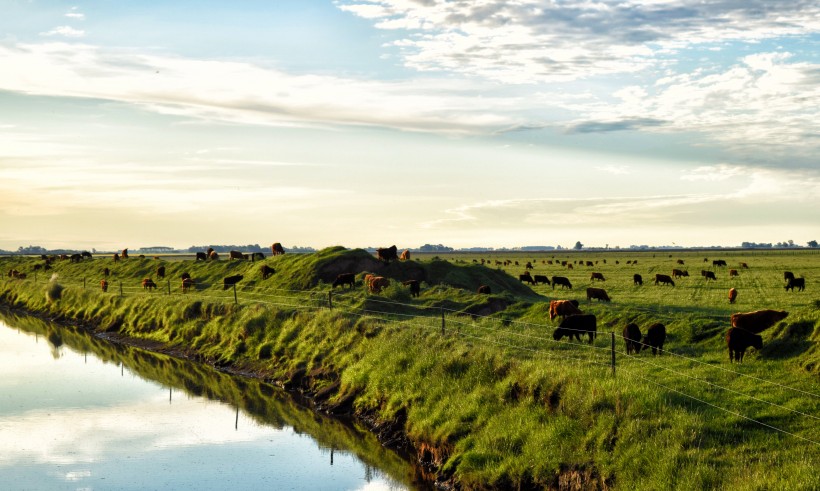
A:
[808,240,818,248]
[573,241,583,250]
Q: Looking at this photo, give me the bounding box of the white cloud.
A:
[65,7,85,20]
[39,26,85,38]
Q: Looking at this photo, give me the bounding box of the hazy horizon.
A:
[2,2,818,251]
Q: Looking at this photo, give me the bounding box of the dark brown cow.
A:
[223,274,243,290]
[121,248,129,259]
[586,287,610,302]
[519,272,535,285]
[785,277,805,291]
[551,276,572,290]
[549,300,582,320]
[713,259,727,267]
[402,279,421,297]
[633,274,643,286]
[400,249,411,261]
[100,279,109,292]
[726,327,763,363]
[229,250,245,260]
[642,323,666,355]
[377,245,399,263]
[730,310,788,334]
[525,262,533,270]
[740,262,749,269]
[728,288,738,304]
[113,253,120,262]
[271,243,285,256]
[156,265,166,279]
[585,261,594,267]
[195,252,207,261]
[141,278,157,291]
[260,265,275,280]
[623,323,642,355]
[553,314,597,344]
[181,272,192,281]
[533,275,550,285]
[182,277,194,293]
[702,270,717,281]
[332,273,355,289]
[729,269,738,278]
[590,272,605,282]
[477,285,491,294]
[70,253,82,263]
[672,269,688,279]
[103,267,110,277]
[655,274,675,286]
[676,259,685,265]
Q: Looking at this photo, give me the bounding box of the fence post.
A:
[167,279,171,296]
[233,284,238,305]
[119,281,123,298]
[610,332,616,376]
[441,308,445,335]
[83,277,86,289]
[328,290,333,310]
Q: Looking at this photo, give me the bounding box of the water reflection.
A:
[0,310,419,490]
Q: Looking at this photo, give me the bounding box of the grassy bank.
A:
[2,248,819,489]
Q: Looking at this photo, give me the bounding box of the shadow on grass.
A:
[762,321,817,360]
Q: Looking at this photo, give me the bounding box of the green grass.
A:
[1,248,819,489]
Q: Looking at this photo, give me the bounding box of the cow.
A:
[519,272,535,285]
[654,274,675,287]
[728,288,738,304]
[642,323,666,355]
[702,270,717,281]
[156,265,166,279]
[270,243,285,256]
[553,314,597,344]
[250,252,265,261]
[676,259,685,265]
[403,279,421,297]
[141,278,157,291]
[81,251,92,260]
[181,271,192,280]
[206,247,214,257]
[726,327,763,363]
[103,267,110,277]
[533,275,550,286]
[633,274,643,286]
[729,269,738,278]
[713,259,727,267]
[229,250,245,260]
[623,323,642,355]
[15,272,26,280]
[525,262,533,270]
[260,265,275,280]
[586,287,611,302]
[551,276,572,290]
[477,285,491,294]
[113,253,120,262]
[549,300,582,321]
[672,269,688,279]
[567,263,573,269]
[209,251,219,261]
[223,275,243,290]
[376,245,399,263]
[368,276,389,294]
[69,253,82,263]
[590,272,605,282]
[784,271,795,282]
[586,261,594,267]
[100,279,108,292]
[785,277,805,292]
[332,273,355,289]
[730,310,788,334]
[400,249,411,261]
[195,252,207,261]
[740,262,749,269]
[182,277,194,293]
[121,249,129,259]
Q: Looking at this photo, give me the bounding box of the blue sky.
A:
[1,1,818,250]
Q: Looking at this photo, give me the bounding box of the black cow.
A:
[633,274,643,286]
[713,259,727,267]
[654,274,675,286]
[533,275,550,285]
[223,275,243,290]
[81,251,92,260]
[551,276,572,290]
[553,314,597,344]
[402,279,421,297]
[702,270,717,281]
[519,272,535,285]
[477,285,491,294]
[156,265,166,279]
[250,252,265,261]
[726,327,763,363]
[785,277,805,292]
[332,273,355,289]
[642,323,666,355]
[195,252,207,261]
[260,265,275,280]
[623,323,642,355]
[784,271,795,282]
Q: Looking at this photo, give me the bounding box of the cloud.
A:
[568,118,666,133]
[39,26,85,38]
[65,7,85,20]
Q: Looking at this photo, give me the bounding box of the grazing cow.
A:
[642,323,666,355]
[113,253,120,262]
[623,323,642,355]
[229,250,245,260]
[586,261,594,267]
[121,249,129,259]
[655,274,675,287]
[250,252,265,261]
[519,272,535,285]
[740,262,749,269]
[141,278,157,291]
[100,279,108,292]
[477,285,491,294]
[633,274,643,286]
[702,270,717,281]
[206,247,214,256]
[223,275,243,290]
[785,277,805,292]
[525,262,533,270]
[676,259,685,265]
[103,267,110,277]
[260,265,275,280]
[567,263,573,269]
[730,310,788,334]
[590,272,605,282]
[332,273,355,289]
[549,300,582,320]
[81,251,92,260]
[672,269,689,279]
[156,265,166,279]
[729,269,738,278]
[400,249,411,261]
[377,245,399,263]
[195,252,207,261]
[533,275,550,286]
[728,288,738,304]
[726,327,763,363]
[368,276,389,294]
[402,279,421,297]
[784,271,795,282]
[586,287,611,302]
[209,251,219,260]
[182,277,194,293]
[271,243,285,256]
[69,253,82,263]
[551,276,572,290]
[713,259,727,267]
[181,272,191,280]
[553,314,597,344]
[15,272,26,280]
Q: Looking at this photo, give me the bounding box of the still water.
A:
[0,313,416,490]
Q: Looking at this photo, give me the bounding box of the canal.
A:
[0,311,418,490]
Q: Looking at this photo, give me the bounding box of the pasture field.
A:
[1,248,819,489]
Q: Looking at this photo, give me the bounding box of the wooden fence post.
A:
[233,284,238,305]
[441,308,445,335]
[83,277,86,289]
[119,281,123,297]
[610,332,616,376]
[167,279,171,296]
[328,291,333,310]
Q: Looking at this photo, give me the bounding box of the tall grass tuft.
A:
[45,274,63,303]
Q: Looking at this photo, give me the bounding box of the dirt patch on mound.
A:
[317,250,426,284]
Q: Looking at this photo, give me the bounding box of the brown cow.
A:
[141,278,157,291]
[477,285,491,294]
[740,262,749,269]
[549,300,582,321]
[728,288,738,304]
[121,248,129,259]
[376,245,399,263]
[586,287,611,302]
[260,265,275,280]
[103,267,110,277]
[271,243,285,256]
[672,269,688,279]
[590,272,605,282]
[368,276,389,294]
[726,327,763,363]
[229,250,245,260]
[209,251,219,260]
[113,253,120,262]
[623,323,642,355]
[654,274,675,286]
[182,277,194,293]
[525,262,533,270]
[402,279,421,297]
[676,259,685,265]
[400,249,411,261]
[730,310,788,334]
[729,269,738,277]
[156,265,166,279]
[100,279,108,292]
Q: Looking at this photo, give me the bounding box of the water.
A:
[0,312,417,490]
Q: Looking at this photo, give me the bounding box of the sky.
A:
[1,0,818,251]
